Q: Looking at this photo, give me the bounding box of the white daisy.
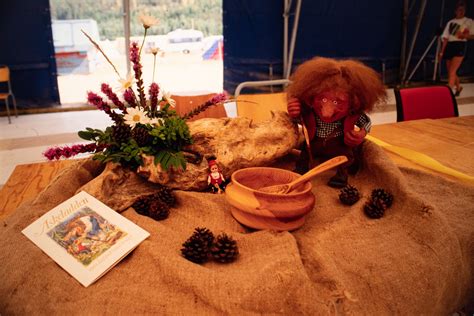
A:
[139,14,159,29]
[162,90,176,108]
[150,117,165,126]
[123,107,150,128]
[117,73,135,92]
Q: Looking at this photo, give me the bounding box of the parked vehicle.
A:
[52,19,100,74]
[165,29,204,54]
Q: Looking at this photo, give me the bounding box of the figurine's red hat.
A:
[208,159,217,167]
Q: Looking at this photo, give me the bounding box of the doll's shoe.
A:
[347,161,360,175]
[455,86,463,97]
[328,170,348,188]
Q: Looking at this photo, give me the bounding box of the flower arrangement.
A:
[45,15,227,171]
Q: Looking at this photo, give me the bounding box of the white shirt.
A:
[442,17,474,42]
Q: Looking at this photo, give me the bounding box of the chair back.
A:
[0,66,10,83]
[236,92,288,122]
[172,93,227,121]
[394,85,459,122]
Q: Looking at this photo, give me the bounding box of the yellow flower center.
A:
[133,114,141,122]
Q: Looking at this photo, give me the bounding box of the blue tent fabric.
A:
[223,0,474,93]
[0,0,59,108]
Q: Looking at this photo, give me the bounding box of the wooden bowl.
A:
[225,167,315,231]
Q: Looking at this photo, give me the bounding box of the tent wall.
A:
[0,0,59,108]
[223,0,474,93]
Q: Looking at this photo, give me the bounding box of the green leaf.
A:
[78,131,94,140]
[154,151,166,165]
[161,152,171,169]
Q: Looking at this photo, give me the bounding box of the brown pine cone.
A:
[112,123,131,144]
[192,227,214,248]
[211,233,239,263]
[339,185,360,206]
[181,235,210,264]
[371,188,394,208]
[364,198,387,219]
[132,126,152,147]
[132,195,153,216]
[156,185,176,208]
[148,199,170,221]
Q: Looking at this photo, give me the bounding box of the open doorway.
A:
[49,0,223,107]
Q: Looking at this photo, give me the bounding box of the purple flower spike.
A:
[87,91,112,113]
[124,88,137,107]
[101,83,126,112]
[149,82,159,112]
[43,143,106,160]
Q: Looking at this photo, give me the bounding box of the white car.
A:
[165,29,204,54]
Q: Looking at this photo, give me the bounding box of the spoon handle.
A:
[289,156,348,189]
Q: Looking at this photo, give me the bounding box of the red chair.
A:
[394,85,459,122]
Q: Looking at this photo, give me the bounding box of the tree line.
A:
[50,0,222,40]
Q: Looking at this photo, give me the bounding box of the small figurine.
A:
[287,57,386,188]
[207,159,226,193]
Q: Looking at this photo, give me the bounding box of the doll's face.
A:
[210,165,219,173]
[312,90,350,123]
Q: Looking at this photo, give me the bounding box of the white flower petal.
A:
[139,14,159,28]
[123,107,149,129]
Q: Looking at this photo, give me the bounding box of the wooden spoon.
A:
[260,155,348,194]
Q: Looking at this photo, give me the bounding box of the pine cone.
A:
[132,126,152,147]
[156,185,176,208]
[339,185,360,205]
[192,227,214,248]
[181,235,210,264]
[371,188,394,208]
[364,198,387,219]
[132,195,154,216]
[211,233,239,263]
[112,124,131,144]
[148,199,170,221]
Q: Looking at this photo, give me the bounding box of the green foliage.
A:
[79,108,192,171]
[78,127,111,143]
[50,0,223,40]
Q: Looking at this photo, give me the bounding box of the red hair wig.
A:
[287,57,387,113]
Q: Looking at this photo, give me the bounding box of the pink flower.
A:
[130,42,140,65]
[149,82,159,112]
[130,42,146,107]
[87,91,123,123]
[87,91,112,113]
[123,88,137,107]
[101,83,126,112]
[210,92,229,104]
[44,143,108,160]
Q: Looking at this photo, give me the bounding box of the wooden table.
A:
[370,116,474,178]
[1,116,473,220]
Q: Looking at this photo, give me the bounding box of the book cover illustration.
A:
[48,206,126,266]
[22,191,150,287]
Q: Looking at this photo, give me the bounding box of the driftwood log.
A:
[137,110,299,190]
[78,111,299,208]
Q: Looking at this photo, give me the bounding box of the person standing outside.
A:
[439,1,474,96]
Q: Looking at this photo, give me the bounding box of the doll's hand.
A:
[344,127,367,147]
[287,98,302,118]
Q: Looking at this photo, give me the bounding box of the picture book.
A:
[22,191,150,287]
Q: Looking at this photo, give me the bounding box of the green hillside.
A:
[50,0,222,40]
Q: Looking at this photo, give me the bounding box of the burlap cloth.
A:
[1,141,473,315]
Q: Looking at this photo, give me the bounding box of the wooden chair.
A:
[0,65,18,124]
[236,92,288,122]
[234,79,290,122]
[172,93,227,121]
[394,85,459,122]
